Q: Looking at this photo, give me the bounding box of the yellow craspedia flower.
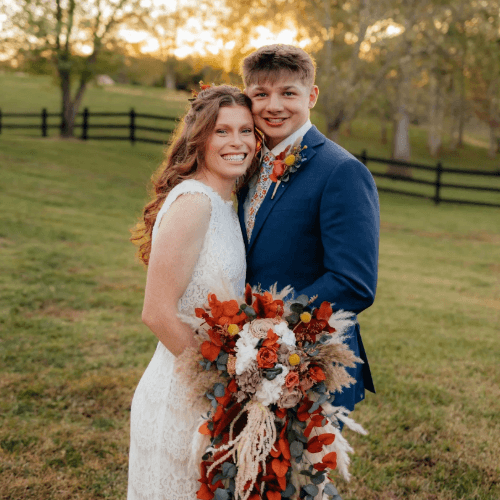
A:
[289,353,301,366]
[284,154,296,166]
[227,324,240,336]
[300,312,312,323]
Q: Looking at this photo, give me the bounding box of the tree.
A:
[1,0,147,137]
[467,2,500,157]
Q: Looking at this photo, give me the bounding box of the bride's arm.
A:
[141,193,211,357]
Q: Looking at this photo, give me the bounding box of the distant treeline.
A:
[6,50,239,91]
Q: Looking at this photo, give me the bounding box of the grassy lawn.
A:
[1,74,500,499]
[1,132,499,500]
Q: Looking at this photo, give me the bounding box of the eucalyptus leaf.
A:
[282,483,296,498]
[295,432,308,443]
[295,294,309,306]
[214,488,229,500]
[211,398,218,409]
[319,335,330,344]
[290,440,303,458]
[287,430,297,444]
[313,382,327,394]
[206,392,215,400]
[290,303,304,313]
[263,366,283,380]
[311,473,325,485]
[299,470,312,477]
[317,393,329,404]
[285,312,300,324]
[212,473,223,485]
[213,383,225,398]
[222,462,236,478]
[217,352,229,364]
[323,483,339,497]
[309,401,320,413]
[229,478,235,493]
[303,484,319,496]
[308,349,320,356]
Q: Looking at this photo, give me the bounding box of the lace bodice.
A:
[152,179,246,313]
[128,179,246,500]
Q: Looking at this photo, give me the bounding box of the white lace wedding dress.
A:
[127,179,246,500]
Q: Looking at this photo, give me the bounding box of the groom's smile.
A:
[246,77,318,149]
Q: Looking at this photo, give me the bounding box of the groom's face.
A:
[246,74,318,150]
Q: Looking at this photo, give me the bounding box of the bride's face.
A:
[204,106,256,182]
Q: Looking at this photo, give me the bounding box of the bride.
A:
[127,85,259,500]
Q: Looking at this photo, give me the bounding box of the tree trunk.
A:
[380,118,388,145]
[164,59,176,89]
[388,60,412,177]
[428,71,444,157]
[59,67,89,138]
[326,108,344,143]
[165,72,176,89]
[60,69,73,137]
[450,71,466,151]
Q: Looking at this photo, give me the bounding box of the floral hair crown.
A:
[188,81,213,102]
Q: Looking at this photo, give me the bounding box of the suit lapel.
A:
[237,184,250,251]
[247,126,324,255]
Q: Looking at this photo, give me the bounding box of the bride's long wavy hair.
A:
[131,85,261,266]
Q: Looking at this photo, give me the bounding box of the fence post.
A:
[82,107,89,140]
[41,108,48,137]
[360,149,367,166]
[434,161,443,205]
[129,108,136,145]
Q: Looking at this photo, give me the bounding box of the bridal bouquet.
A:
[176,284,366,500]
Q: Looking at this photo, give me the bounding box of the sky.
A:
[119,25,309,58]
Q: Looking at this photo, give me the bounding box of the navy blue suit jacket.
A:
[237,126,379,410]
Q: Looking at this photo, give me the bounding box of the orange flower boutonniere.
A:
[269,138,307,199]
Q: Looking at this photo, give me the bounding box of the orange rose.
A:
[285,371,300,389]
[256,347,278,369]
[309,366,326,382]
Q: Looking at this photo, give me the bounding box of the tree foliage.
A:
[0,0,148,136]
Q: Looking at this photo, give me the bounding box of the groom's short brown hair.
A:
[241,44,316,88]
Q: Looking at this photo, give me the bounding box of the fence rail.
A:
[1,108,499,208]
[355,149,500,208]
[0,107,177,145]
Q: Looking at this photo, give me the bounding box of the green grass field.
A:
[1,74,500,499]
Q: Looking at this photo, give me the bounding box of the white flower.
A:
[254,364,289,406]
[239,323,259,347]
[273,321,296,347]
[234,337,258,375]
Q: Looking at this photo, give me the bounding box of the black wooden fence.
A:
[1,108,499,208]
[355,150,500,208]
[0,107,176,145]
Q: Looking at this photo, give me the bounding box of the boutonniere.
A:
[269,137,307,199]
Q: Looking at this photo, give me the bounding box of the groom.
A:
[238,44,380,413]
